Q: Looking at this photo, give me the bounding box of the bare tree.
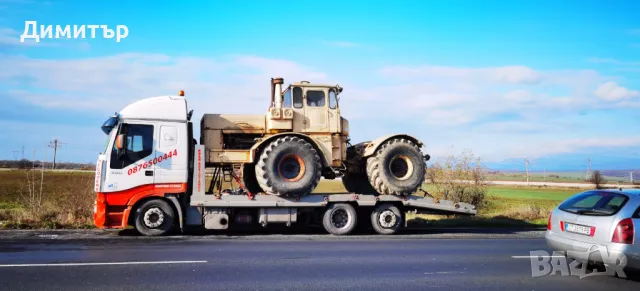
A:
[425,149,488,208]
[589,170,606,189]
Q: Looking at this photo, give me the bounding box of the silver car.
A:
[545,189,640,272]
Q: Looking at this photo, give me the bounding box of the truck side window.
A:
[110,124,154,170]
[307,90,325,107]
[329,89,337,109]
[283,89,292,108]
[292,87,302,108]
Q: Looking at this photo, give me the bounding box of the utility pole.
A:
[525,159,530,184]
[48,139,62,170]
[631,172,634,184]
[585,158,591,181]
[21,146,25,160]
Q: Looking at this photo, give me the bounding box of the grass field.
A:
[0,170,586,229]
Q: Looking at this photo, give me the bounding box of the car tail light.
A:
[612,218,634,244]
[547,213,552,230]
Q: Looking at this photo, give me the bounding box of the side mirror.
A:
[115,134,126,158]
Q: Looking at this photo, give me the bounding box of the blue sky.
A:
[0,0,639,171]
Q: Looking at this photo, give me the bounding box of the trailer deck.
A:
[190,192,477,215]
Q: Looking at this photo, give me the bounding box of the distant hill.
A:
[484,152,640,172]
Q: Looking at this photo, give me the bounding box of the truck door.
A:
[154,123,188,185]
[303,88,329,133]
[104,122,156,192]
[291,87,305,132]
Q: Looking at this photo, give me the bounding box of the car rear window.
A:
[559,191,629,216]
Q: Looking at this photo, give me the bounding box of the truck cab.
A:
[94,93,193,229]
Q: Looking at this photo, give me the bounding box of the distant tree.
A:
[589,170,607,189]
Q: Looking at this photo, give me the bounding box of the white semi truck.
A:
[93,78,477,236]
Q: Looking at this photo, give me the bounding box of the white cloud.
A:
[380,65,543,85]
[587,57,640,66]
[0,53,328,118]
[2,53,638,164]
[504,137,640,160]
[595,82,640,101]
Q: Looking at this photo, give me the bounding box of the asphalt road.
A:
[0,232,639,291]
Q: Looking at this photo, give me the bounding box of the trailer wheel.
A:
[255,136,322,196]
[370,203,403,235]
[134,199,175,236]
[341,171,378,194]
[322,203,357,235]
[366,138,425,195]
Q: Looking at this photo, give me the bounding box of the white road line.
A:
[0,260,208,267]
[424,271,466,275]
[511,256,565,259]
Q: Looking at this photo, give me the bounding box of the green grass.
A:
[486,186,576,201]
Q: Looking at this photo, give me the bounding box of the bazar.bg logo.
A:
[20,21,129,43]
[529,245,627,279]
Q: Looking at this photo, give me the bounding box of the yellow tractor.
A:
[200,77,429,196]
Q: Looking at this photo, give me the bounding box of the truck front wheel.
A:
[134,199,175,236]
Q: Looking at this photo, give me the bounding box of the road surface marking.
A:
[424,271,466,275]
[0,260,208,267]
[511,256,565,259]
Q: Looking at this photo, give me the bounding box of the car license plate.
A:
[565,223,593,236]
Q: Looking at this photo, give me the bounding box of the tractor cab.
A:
[271,79,344,134]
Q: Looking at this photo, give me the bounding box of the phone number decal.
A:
[127,149,178,176]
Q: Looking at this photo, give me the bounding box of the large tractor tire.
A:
[341,171,378,194]
[366,138,426,195]
[255,136,322,196]
[242,163,264,194]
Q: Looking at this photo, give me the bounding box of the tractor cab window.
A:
[283,89,292,108]
[307,90,325,107]
[329,89,337,109]
[292,87,303,108]
[110,123,154,170]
